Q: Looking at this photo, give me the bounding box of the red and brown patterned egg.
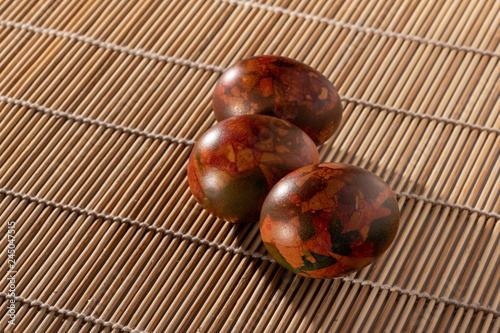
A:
[260,163,400,279]
[187,114,319,223]
[212,55,343,146]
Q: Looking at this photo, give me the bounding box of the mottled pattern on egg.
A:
[212,55,343,146]
[188,114,319,223]
[260,163,400,279]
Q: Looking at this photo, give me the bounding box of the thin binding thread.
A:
[222,0,500,59]
[398,191,500,221]
[0,96,196,146]
[0,20,225,73]
[0,292,148,333]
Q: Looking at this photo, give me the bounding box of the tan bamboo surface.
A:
[0,0,499,332]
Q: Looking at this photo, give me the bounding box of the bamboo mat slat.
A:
[0,0,499,332]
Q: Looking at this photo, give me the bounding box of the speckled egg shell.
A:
[187,114,319,223]
[212,55,343,146]
[260,163,400,279]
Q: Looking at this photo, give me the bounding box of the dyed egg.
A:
[212,55,343,146]
[187,115,319,223]
[260,163,399,279]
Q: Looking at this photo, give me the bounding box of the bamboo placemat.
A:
[0,0,499,332]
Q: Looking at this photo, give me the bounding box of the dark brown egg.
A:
[212,55,343,146]
[187,114,319,223]
[260,163,399,279]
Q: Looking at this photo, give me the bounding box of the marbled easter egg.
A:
[187,114,319,223]
[212,55,343,146]
[260,163,400,278]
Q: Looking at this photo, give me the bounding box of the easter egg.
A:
[187,114,319,223]
[212,55,343,146]
[260,163,399,278]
